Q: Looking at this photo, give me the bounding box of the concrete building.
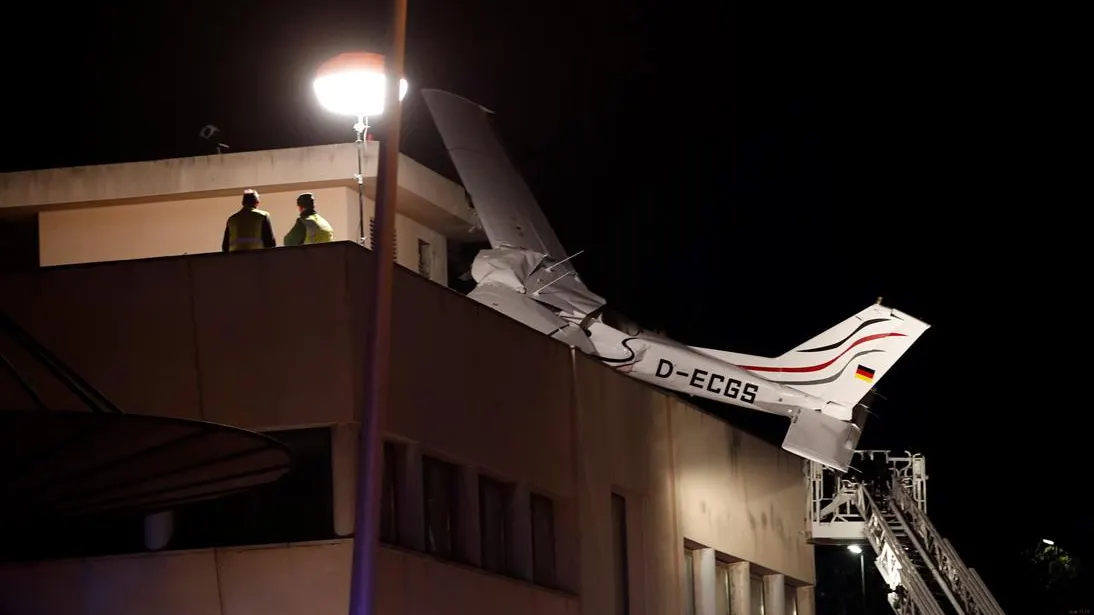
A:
[0,146,816,615]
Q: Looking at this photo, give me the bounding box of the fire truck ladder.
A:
[808,452,1006,615]
[860,476,1006,615]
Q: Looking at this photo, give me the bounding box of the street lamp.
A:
[313,39,408,615]
[848,545,866,615]
[313,52,408,244]
[1042,538,1055,546]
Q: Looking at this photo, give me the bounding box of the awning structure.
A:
[0,310,292,522]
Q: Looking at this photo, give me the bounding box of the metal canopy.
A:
[0,309,292,522]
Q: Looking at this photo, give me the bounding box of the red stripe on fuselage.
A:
[739,332,906,373]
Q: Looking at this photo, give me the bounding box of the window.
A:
[1,427,336,561]
[417,239,433,278]
[1,510,145,561]
[750,575,765,615]
[170,427,335,549]
[0,215,39,272]
[784,584,798,615]
[611,493,630,615]
[530,492,556,586]
[479,475,513,575]
[380,441,400,545]
[368,217,397,258]
[716,562,732,615]
[422,455,460,560]
[684,548,696,615]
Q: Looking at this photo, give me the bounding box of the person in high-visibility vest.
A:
[222,189,277,252]
[284,192,334,246]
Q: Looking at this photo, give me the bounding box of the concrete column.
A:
[794,585,815,615]
[143,510,174,551]
[693,548,717,615]
[728,561,751,615]
[511,483,534,582]
[331,423,357,537]
[399,441,425,551]
[763,574,786,615]
[457,465,481,566]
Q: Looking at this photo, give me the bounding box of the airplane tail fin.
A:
[733,302,931,409]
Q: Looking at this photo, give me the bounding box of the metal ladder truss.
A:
[859,485,948,615]
[807,451,1006,615]
[886,478,1007,615]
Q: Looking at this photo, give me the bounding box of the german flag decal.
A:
[854,365,876,382]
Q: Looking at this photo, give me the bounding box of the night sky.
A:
[3,2,1084,612]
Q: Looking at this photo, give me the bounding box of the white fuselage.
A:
[461,246,855,423]
[585,321,851,421]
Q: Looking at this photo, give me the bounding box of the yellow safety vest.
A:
[227,208,272,251]
[302,213,334,244]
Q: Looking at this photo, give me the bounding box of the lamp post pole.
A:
[347,0,407,613]
[858,551,866,615]
[353,116,370,245]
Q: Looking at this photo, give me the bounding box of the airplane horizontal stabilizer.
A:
[781,407,863,473]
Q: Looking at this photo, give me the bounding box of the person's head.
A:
[241,189,260,208]
[296,192,316,214]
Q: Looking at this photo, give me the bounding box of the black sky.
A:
[3,2,1086,611]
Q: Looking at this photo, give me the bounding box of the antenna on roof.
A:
[198,125,230,155]
[876,296,884,305]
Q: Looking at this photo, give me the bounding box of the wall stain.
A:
[728,429,743,469]
[770,503,790,546]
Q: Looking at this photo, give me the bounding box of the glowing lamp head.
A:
[847,545,863,554]
[314,52,408,118]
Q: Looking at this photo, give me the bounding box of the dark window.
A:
[479,475,513,575]
[530,492,557,586]
[417,239,433,277]
[0,510,145,562]
[169,427,335,549]
[380,441,400,545]
[422,455,460,560]
[0,215,39,272]
[0,428,337,562]
[612,492,630,615]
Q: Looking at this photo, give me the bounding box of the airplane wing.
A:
[420,89,569,264]
[421,88,606,318]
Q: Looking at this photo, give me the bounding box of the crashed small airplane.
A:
[421,89,930,473]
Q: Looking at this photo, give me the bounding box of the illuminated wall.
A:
[0,243,814,615]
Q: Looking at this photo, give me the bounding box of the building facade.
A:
[0,147,816,615]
